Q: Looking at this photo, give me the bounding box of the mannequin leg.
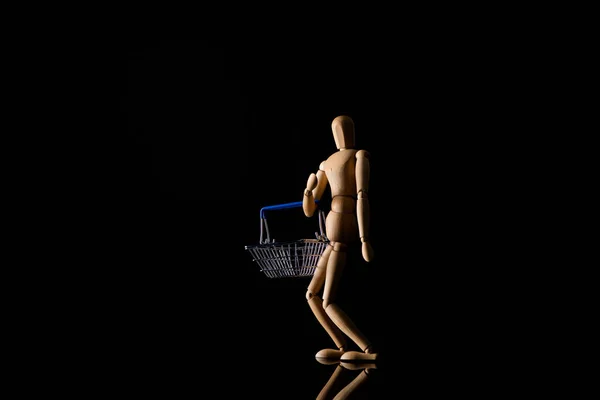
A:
[324,242,378,361]
[307,244,348,359]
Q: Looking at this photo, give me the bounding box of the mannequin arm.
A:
[356,150,374,262]
[303,166,327,217]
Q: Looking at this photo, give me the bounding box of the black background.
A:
[112,38,532,397]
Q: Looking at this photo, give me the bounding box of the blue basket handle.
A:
[258,200,325,244]
[260,200,319,218]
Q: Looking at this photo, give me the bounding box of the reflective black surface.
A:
[114,39,532,397]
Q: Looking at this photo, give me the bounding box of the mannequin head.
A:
[331,115,355,150]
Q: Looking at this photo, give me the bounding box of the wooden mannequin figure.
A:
[303,115,377,362]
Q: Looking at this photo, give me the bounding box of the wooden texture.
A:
[304,115,378,362]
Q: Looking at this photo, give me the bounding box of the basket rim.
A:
[245,238,329,250]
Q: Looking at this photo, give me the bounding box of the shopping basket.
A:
[245,201,329,278]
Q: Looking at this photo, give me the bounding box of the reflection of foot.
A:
[315,348,345,362]
[340,351,378,362]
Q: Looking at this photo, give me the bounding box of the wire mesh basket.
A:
[245,201,329,278]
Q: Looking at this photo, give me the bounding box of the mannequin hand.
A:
[361,241,374,262]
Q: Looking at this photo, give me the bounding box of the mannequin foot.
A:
[315,348,345,362]
[340,350,378,362]
[315,357,340,365]
[340,361,378,370]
